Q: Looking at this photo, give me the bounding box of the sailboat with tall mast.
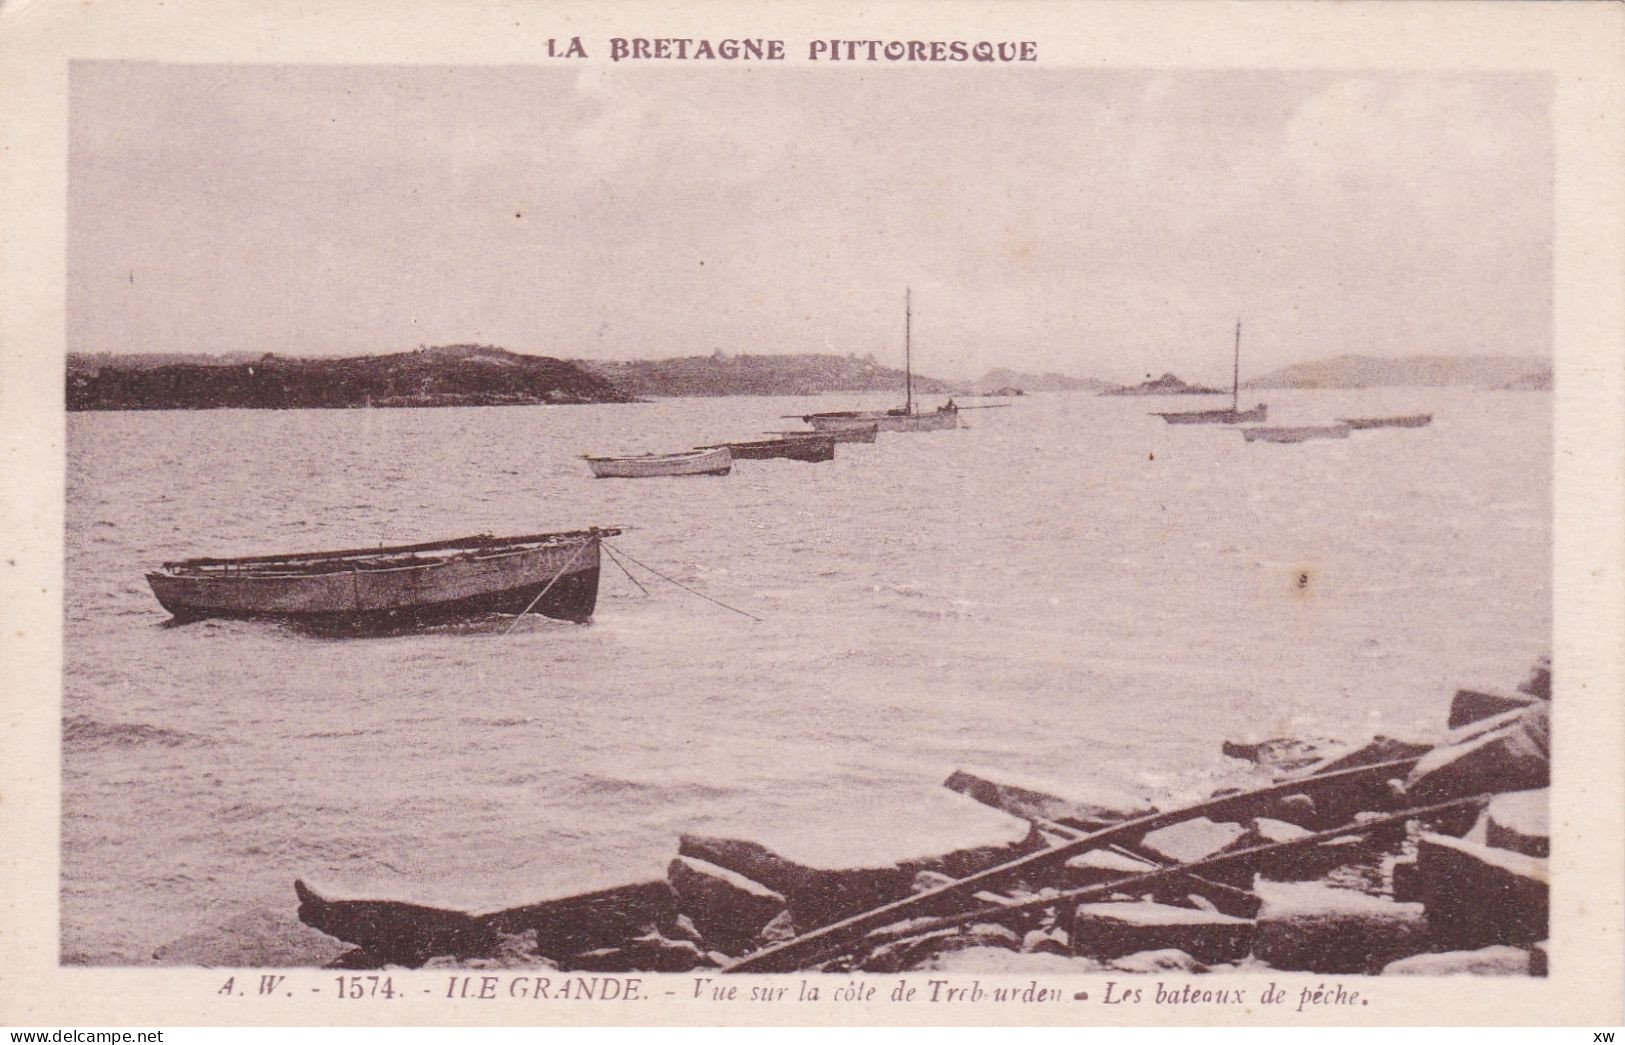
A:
[1152,319,1267,424]
[800,287,961,434]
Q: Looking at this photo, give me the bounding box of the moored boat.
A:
[770,419,878,443]
[1155,404,1267,425]
[146,528,617,628]
[1240,424,1352,444]
[584,446,732,478]
[703,434,835,462]
[1153,319,1267,425]
[799,288,961,434]
[804,405,959,433]
[1338,413,1433,430]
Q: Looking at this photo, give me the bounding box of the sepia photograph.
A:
[3,0,1622,1031]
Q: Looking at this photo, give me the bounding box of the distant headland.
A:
[66,345,636,411]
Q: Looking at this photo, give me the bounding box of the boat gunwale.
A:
[158,528,617,573]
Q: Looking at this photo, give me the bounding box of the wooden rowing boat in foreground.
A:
[1338,413,1433,430]
[584,446,732,478]
[701,434,836,462]
[147,528,618,628]
[1240,424,1352,444]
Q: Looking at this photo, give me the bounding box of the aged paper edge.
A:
[1,0,1621,1028]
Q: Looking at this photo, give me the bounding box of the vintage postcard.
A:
[2,0,1621,1030]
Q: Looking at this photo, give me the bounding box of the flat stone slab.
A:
[1416,832,1549,949]
[1406,704,1549,804]
[1072,901,1254,964]
[1448,687,1540,730]
[294,879,496,967]
[1062,847,1159,886]
[944,766,1154,829]
[1139,817,1249,865]
[1484,789,1549,857]
[680,788,1041,927]
[666,856,786,953]
[482,880,676,959]
[1382,945,1533,976]
[1252,880,1427,974]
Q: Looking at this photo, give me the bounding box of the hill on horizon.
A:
[1244,354,1550,390]
[575,352,956,399]
[67,345,635,411]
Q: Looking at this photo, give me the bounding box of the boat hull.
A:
[1154,404,1268,425]
[147,537,603,628]
[1240,424,1352,444]
[806,410,959,433]
[586,447,732,478]
[716,436,836,461]
[1338,414,1433,430]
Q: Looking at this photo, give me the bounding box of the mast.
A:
[904,286,913,415]
[1231,317,1241,414]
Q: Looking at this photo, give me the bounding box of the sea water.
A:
[60,388,1549,963]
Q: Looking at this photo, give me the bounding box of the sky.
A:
[68,63,1551,384]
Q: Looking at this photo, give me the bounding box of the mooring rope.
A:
[501,537,594,635]
[601,542,649,596]
[604,541,764,623]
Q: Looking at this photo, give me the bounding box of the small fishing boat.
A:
[1338,413,1433,430]
[1240,424,1352,444]
[1153,319,1268,425]
[147,528,617,628]
[770,419,878,443]
[584,446,732,478]
[799,288,961,434]
[702,434,835,462]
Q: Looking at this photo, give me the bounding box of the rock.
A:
[1390,858,1421,903]
[1483,789,1549,857]
[678,788,1042,928]
[293,880,496,967]
[1516,657,1551,700]
[1530,940,1548,977]
[1022,927,1070,956]
[1221,736,1337,773]
[1405,704,1549,804]
[666,914,704,946]
[563,932,713,973]
[1138,818,1253,887]
[1106,948,1209,974]
[421,931,556,970]
[859,923,1021,974]
[1072,901,1254,964]
[1140,817,1249,864]
[944,767,1154,829]
[1251,880,1427,974]
[758,909,797,945]
[1448,688,1540,730]
[1381,946,1532,976]
[1306,735,1435,776]
[914,947,1105,974]
[911,871,958,893]
[1062,847,1158,886]
[666,856,786,953]
[481,879,676,959]
[1415,832,1548,949]
[1260,793,1319,828]
[153,906,356,967]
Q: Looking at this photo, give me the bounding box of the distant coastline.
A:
[65,346,1552,411]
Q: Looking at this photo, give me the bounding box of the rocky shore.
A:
[153,659,1550,977]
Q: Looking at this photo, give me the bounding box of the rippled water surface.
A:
[62,389,1550,963]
